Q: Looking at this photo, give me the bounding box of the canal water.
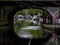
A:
[17,26,42,39]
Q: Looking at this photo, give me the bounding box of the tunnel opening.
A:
[2,2,60,45]
[13,8,52,39]
[1,2,60,45]
[7,5,53,45]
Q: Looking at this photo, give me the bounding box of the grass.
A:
[14,21,43,38]
[27,30,43,38]
[14,21,30,33]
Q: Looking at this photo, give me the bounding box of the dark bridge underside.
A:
[0,1,60,7]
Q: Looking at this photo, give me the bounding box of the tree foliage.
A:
[43,11,49,17]
[16,9,43,15]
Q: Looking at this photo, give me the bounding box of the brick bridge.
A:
[0,2,60,45]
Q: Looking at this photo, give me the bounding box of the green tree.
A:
[15,9,44,15]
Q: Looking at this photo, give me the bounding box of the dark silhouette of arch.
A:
[1,2,53,45]
[6,5,53,45]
